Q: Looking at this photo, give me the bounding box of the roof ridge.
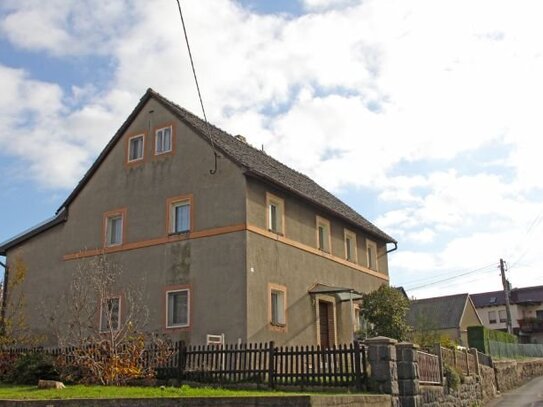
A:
[150,89,396,243]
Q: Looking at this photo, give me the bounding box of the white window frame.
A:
[498,309,507,323]
[127,134,145,162]
[366,239,378,271]
[316,216,331,253]
[268,283,287,329]
[155,126,173,155]
[488,310,497,324]
[266,193,284,234]
[105,213,124,247]
[170,200,191,234]
[100,297,121,333]
[344,229,357,263]
[166,289,190,328]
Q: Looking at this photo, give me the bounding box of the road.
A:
[486,375,543,406]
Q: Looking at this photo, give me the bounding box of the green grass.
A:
[0,384,297,400]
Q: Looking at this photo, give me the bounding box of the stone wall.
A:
[494,359,543,392]
[0,395,392,407]
[420,376,481,407]
[363,338,542,407]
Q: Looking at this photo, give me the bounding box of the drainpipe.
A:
[349,290,355,341]
[386,242,398,254]
[0,260,8,337]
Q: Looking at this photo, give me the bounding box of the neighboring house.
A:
[471,285,543,344]
[407,293,483,346]
[0,89,397,347]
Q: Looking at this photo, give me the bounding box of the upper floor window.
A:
[104,209,126,247]
[488,310,497,324]
[316,216,331,253]
[498,309,507,323]
[155,126,172,155]
[344,229,357,263]
[366,239,378,271]
[167,195,192,234]
[166,288,190,328]
[128,134,144,162]
[100,297,121,332]
[266,193,284,234]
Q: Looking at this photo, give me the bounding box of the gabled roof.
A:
[407,293,474,330]
[0,88,396,255]
[471,285,543,308]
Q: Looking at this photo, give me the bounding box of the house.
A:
[0,89,397,347]
[471,285,543,344]
[407,293,483,346]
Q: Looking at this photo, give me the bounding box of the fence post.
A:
[465,348,470,376]
[364,336,399,406]
[353,341,364,391]
[396,342,421,407]
[177,341,186,381]
[432,344,444,385]
[268,341,275,389]
[470,348,480,376]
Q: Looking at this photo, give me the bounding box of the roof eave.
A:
[0,208,68,255]
[244,170,397,244]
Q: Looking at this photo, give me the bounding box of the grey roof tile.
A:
[407,293,470,330]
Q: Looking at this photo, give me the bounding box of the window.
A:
[167,195,192,234]
[488,310,497,324]
[499,309,507,323]
[266,193,284,234]
[128,134,144,162]
[100,297,120,332]
[155,126,172,154]
[171,201,190,233]
[269,284,287,328]
[316,217,331,252]
[166,289,190,328]
[104,210,125,247]
[537,310,543,321]
[344,229,357,262]
[366,239,378,271]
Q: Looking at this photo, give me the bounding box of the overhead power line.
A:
[405,262,497,291]
[175,0,219,174]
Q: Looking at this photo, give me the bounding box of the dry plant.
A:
[44,255,174,385]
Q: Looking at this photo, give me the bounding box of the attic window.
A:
[266,193,284,234]
[128,134,144,162]
[489,296,497,304]
[366,239,378,271]
[316,216,331,253]
[155,126,172,155]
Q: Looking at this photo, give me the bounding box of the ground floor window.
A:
[100,297,120,332]
[166,289,190,328]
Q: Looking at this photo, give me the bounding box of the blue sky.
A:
[1,0,543,298]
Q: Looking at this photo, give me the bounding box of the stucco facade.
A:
[1,89,395,347]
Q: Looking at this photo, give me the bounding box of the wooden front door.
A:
[319,300,334,348]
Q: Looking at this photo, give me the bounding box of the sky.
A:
[1,0,543,299]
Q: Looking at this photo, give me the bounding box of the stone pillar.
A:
[365,336,399,406]
[396,342,422,407]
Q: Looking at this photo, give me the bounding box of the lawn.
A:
[0,384,296,400]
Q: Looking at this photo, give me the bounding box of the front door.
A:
[319,300,334,348]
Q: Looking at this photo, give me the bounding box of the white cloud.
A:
[2,0,543,297]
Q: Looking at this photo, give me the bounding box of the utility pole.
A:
[0,260,8,336]
[500,258,513,334]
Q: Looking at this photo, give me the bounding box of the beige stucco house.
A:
[407,293,483,346]
[0,89,397,347]
[472,285,543,344]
